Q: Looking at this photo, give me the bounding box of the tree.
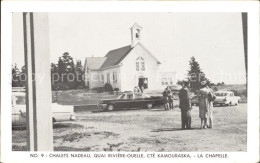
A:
[51,63,59,89]
[52,52,85,90]
[74,60,85,88]
[61,52,74,72]
[187,56,209,91]
[12,64,19,87]
[12,64,26,87]
[57,52,76,83]
[20,66,26,87]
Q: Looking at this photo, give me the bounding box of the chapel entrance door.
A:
[138,77,148,89]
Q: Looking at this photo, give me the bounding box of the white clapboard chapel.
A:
[84,23,162,91]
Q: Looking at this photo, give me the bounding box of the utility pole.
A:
[23,12,53,151]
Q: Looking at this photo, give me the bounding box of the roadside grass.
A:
[53,90,118,105]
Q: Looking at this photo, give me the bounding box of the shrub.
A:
[52,83,70,91]
[230,89,247,97]
[92,87,104,93]
[77,85,85,90]
[66,81,77,90]
[103,83,113,92]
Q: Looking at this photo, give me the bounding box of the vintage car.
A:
[12,91,76,126]
[98,92,164,111]
[213,91,241,106]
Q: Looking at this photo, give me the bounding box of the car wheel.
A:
[107,104,114,111]
[229,102,232,106]
[147,103,153,109]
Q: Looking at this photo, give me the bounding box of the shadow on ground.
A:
[151,127,201,132]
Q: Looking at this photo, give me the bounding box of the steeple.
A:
[130,23,142,47]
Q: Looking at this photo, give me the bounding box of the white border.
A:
[1,1,259,163]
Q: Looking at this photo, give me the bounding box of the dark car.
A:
[98,92,164,111]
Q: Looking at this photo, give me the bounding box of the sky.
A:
[12,12,246,84]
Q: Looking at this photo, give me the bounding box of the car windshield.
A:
[215,93,227,96]
[14,95,26,105]
[117,94,126,99]
[135,94,143,99]
[143,94,151,98]
[127,94,133,99]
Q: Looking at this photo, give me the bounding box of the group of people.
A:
[162,86,174,110]
[178,80,216,130]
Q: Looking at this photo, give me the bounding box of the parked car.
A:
[12,91,76,126]
[213,91,241,106]
[98,92,164,111]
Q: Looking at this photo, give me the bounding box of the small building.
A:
[84,23,162,92]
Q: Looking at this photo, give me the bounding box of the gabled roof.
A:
[84,57,107,70]
[100,45,133,69]
[130,23,142,30]
[85,43,161,70]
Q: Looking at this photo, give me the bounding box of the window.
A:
[113,72,117,83]
[136,62,139,71]
[107,73,110,84]
[14,96,26,105]
[162,77,173,86]
[135,94,142,99]
[169,78,173,85]
[118,94,126,99]
[136,57,145,71]
[127,94,133,99]
[101,75,104,84]
[141,62,145,71]
[136,29,140,39]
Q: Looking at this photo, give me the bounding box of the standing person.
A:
[140,85,144,93]
[144,79,148,89]
[162,88,169,110]
[134,86,138,93]
[207,85,216,128]
[198,80,215,129]
[167,87,174,110]
[178,81,192,129]
[134,86,140,93]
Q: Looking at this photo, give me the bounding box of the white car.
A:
[213,91,241,106]
[12,91,76,126]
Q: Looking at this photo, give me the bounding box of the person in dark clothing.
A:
[168,90,174,110]
[140,85,144,93]
[162,88,169,110]
[178,81,192,129]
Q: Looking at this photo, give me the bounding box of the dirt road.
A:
[12,103,247,151]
